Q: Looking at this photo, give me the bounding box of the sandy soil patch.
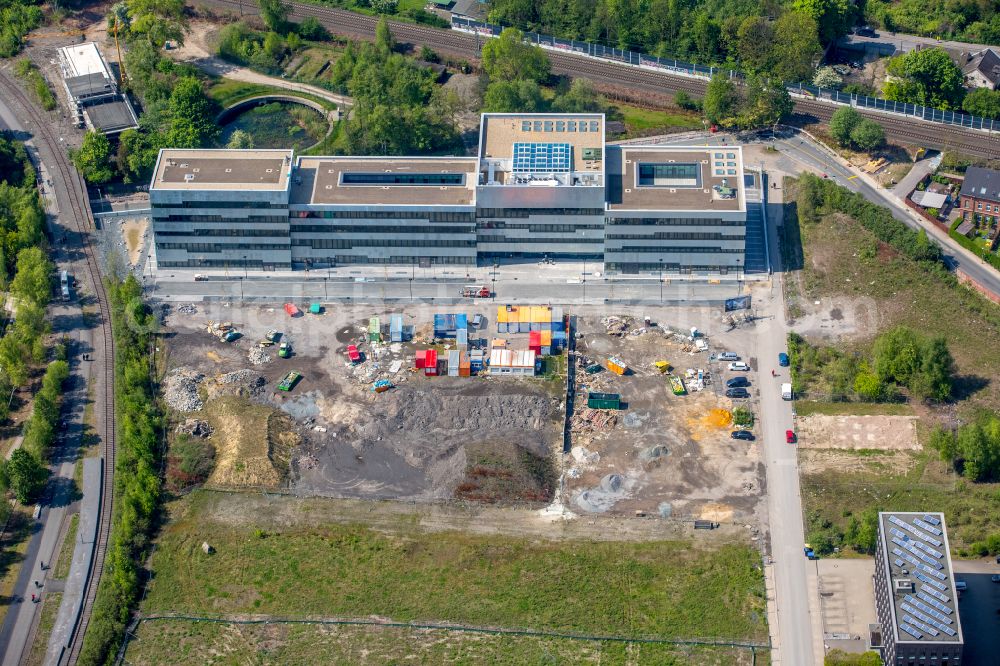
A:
[202,397,299,489]
[122,218,148,267]
[796,414,919,450]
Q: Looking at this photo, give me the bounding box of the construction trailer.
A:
[489,349,536,376]
[469,349,485,373]
[496,305,565,346]
[433,314,465,339]
[369,316,381,342]
[448,350,461,377]
[456,328,468,350]
[424,349,438,376]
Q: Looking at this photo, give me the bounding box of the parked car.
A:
[725,387,750,399]
[193,274,208,281]
[786,430,797,444]
[726,376,749,388]
[728,361,750,372]
[991,575,1000,583]
[855,26,877,37]
[731,430,755,441]
[778,352,789,367]
[718,352,739,361]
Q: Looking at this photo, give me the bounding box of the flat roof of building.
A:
[292,157,478,207]
[58,42,112,81]
[65,73,113,100]
[479,113,605,177]
[152,149,293,191]
[606,146,745,212]
[878,512,963,645]
[85,99,138,134]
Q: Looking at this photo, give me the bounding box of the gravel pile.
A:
[164,368,204,412]
[177,304,197,315]
[248,347,271,365]
[217,369,267,396]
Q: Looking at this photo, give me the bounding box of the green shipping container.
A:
[587,392,621,410]
[369,317,380,342]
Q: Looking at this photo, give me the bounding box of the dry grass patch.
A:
[201,397,299,489]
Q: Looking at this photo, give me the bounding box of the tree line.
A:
[79,275,162,665]
[881,47,1000,119]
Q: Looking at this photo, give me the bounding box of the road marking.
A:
[847,175,858,180]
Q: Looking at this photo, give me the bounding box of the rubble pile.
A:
[164,368,204,412]
[216,369,266,395]
[176,419,212,438]
[600,316,633,337]
[177,304,197,315]
[247,347,271,365]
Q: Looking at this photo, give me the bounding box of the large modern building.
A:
[149,113,747,273]
[873,512,964,666]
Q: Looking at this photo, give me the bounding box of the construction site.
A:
[160,300,765,523]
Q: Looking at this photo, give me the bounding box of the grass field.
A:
[25,592,61,666]
[613,103,702,134]
[785,179,1000,414]
[142,492,768,643]
[124,619,764,665]
[802,452,1000,556]
[53,514,79,580]
[787,178,1000,557]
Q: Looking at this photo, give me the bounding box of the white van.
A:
[728,361,750,372]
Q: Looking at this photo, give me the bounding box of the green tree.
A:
[375,16,394,54]
[70,131,115,184]
[853,367,883,400]
[703,73,738,125]
[829,106,861,146]
[125,0,187,47]
[165,77,220,148]
[10,247,53,307]
[962,88,1000,120]
[773,11,822,82]
[257,0,290,32]
[7,448,47,503]
[793,0,852,43]
[884,48,965,110]
[690,12,721,64]
[483,79,545,112]
[297,16,329,41]
[912,335,953,402]
[735,16,775,73]
[551,78,604,113]
[480,28,550,83]
[849,118,885,152]
[226,129,256,149]
[738,76,793,129]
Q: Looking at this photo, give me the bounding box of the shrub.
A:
[166,435,215,490]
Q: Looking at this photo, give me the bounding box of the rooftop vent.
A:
[183,174,195,182]
[895,579,915,594]
[192,168,200,173]
[265,169,274,173]
[225,168,232,173]
[180,163,189,168]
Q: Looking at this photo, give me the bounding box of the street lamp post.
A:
[735,259,742,295]
[243,255,248,279]
[582,258,587,304]
[239,276,244,301]
[659,259,664,303]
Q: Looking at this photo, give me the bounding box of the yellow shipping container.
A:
[497,307,508,324]
[540,330,553,346]
[518,307,529,323]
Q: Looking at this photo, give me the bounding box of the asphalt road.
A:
[842,31,995,55]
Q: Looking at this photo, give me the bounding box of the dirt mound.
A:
[204,397,299,489]
[685,408,732,441]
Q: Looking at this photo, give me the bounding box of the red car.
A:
[786,430,797,444]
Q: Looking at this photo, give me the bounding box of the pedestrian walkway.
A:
[45,457,102,666]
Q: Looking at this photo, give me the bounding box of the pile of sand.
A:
[686,408,732,440]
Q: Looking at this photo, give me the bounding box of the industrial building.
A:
[149,113,746,274]
[57,42,138,135]
[873,511,964,666]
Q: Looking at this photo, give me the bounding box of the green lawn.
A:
[125,620,763,665]
[53,513,79,580]
[205,79,338,112]
[142,492,768,643]
[614,103,702,134]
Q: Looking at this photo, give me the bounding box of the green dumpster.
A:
[309,303,322,314]
[587,392,621,410]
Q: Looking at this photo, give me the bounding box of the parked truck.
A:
[460,285,491,298]
[781,383,793,400]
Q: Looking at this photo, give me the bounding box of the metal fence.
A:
[452,16,998,134]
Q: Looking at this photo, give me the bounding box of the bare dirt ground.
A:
[163,303,561,502]
[795,414,919,451]
[122,219,148,266]
[798,448,917,475]
[789,295,880,341]
[564,313,766,526]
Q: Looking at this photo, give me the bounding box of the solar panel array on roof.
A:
[512,142,571,173]
[519,119,600,133]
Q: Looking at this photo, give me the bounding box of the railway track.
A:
[199,0,1000,157]
[0,69,117,665]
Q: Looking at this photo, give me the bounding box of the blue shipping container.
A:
[457,329,468,347]
[456,314,468,330]
[498,323,508,334]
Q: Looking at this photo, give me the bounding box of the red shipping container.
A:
[415,350,427,369]
[425,349,438,375]
[529,331,541,346]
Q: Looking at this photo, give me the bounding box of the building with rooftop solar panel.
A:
[149,113,747,273]
[874,512,963,666]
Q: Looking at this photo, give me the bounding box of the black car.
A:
[725,388,750,399]
[731,430,755,441]
[726,376,749,388]
[855,26,877,37]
